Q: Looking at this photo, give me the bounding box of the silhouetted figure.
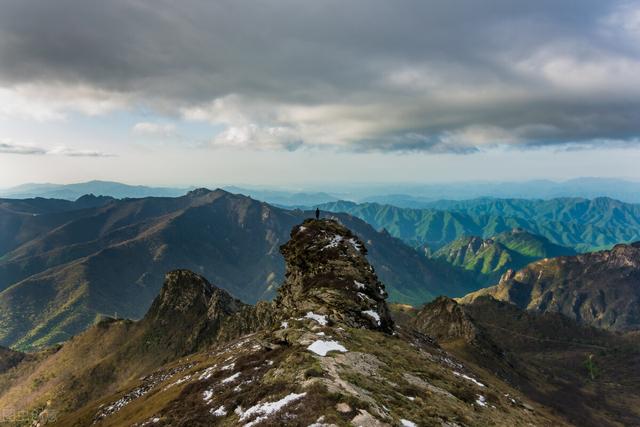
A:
[315,208,320,219]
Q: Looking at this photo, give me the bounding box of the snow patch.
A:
[362,310,381,326]
[304,312,328,326]
[221,362,235,371]
[453,371,486,387]
[401,420,417,427]
[321,235,343,250]
[240,392,307,427]
[221,372,241,384]
[280,321,289,329]
[211,405,227,416]
[307,340,347,356]
[199,366,217,380]
[203,389,214,403]
[476,395,487,407]
[354,280,366,289]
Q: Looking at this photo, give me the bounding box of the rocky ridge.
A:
[459,242,640,331]
[275,219,394,333]
[0,219,564,426]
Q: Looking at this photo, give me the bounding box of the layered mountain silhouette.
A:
[319,197,640,252]
[0,189,475,350]
[1,218,588,426]
[460,242,640,331]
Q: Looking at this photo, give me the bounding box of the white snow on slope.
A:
[304,312,328,326]
[221,372,241,384]
[476,395,487,407]
[239,392,307,427]
[362,310,381,325]
[453,371,486,387]
[211,405,227,416]
[307,340,348,356]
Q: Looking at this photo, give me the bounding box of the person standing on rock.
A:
[315,207,320,219]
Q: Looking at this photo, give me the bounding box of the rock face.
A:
[410,296,480,343]
[143,269,274,356]
[460,242,640,331]
[275,218,394,333]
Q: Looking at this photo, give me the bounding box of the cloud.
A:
[47,146,116,157]
[0,140,46,155]
[0,139,115,157]
[0,0,639,152]
[132,122,177,138]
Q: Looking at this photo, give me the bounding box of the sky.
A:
[1,0,640,188]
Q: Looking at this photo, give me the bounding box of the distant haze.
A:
[3,178,640,204]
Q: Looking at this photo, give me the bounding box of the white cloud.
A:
[211,124,302,151]
[0,139,46,155]
[0,139,115,157]
[47,146,116,157]
[0,84,129,122]
[132,122,177,137]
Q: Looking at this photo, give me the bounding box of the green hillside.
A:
[433,229,576,285]
[320,197,640,252]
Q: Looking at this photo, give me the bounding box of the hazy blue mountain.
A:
[0,180,190,200]
[355,178,640,205]
[319,197,640,252]
[222,186,341,207]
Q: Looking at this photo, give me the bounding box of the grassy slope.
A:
[433,230,576,285]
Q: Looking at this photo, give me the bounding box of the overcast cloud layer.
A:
[1,0,639,152]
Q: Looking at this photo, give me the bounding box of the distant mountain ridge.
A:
[459,242,640,331]
[434,229,576,285]
[0,189,475,350]
[319,197,640,252]
[0,180,190,200]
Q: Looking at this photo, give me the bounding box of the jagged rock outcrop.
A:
[410,296,480,343]
[460,242,640,331]
[142,269,275,356]
[275,218,394,333]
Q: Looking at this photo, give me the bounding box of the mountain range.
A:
[319,197,640,252]
[0,181,189,200]
[433,229,576,286]
[0,189,474,351]
[1,219,638,426]
[6,177,640,204]
[460,242,640,331]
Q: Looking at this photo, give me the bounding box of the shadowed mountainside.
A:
[0,219,569,427]
[0,189,475,350]
[405,296,640,426]
[459,242,640,331]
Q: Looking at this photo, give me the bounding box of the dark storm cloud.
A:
[0,0,639,151]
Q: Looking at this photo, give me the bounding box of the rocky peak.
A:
[142,270,259,354]
[411,296,479,343]
[275,218,394,333]
[144,269,217,322]
[185,187,215,197]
